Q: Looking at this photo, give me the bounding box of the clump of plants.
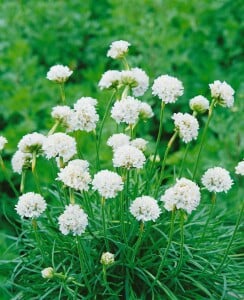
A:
[0,41,243,299]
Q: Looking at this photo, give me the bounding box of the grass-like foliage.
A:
[0,41,243,299]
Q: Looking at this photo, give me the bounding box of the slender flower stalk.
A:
[154,130,178,197]
[179,143,190,177]
[96,89,116,169]
[215,201,244,274]
[122,57,130,70]
[20,170,26,194]
[59,83,66,104]
[198,193,216,246]
[69,188,75,204]
[174,210,185,276]
[132,222,144,262]
[0,154,19,197]
[153,208,176,287]
[32,218,45,260]
[101,197,109,250]
[48,120,60,136]
[192,99,215,180]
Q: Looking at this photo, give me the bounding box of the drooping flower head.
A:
[235,160,244,176]
[100,252,115,266]
[209,80,234,108]
[130,196,161,222]
[57,159,91,191]
[43,132,77,163]
[0,136,7,151]
[71,97,99,132]
[47,64,73,83]
[172,113,199,143]
[161,178,201,214]
[107,40,131,59]
[113,145,146,169]
[92,170,124,199]
[189,95,210,114]
[15,192,47,218]
[11,150,32,174]
[58,204,88,236]
[107,133,130,151]
[111,96,141,125]
[152,75,184,103]
[98,70,121,90]
[202,167,233,193]
[18,132,46,154]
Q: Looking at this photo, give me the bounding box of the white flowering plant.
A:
[0,40,243,299]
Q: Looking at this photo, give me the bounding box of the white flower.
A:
[130,138,148,151]
[107,133,130,150]
[131,68,149,97]
[235,160,244,176]
[189,95,210,113]
[111,96,141,125]
[41,267,54,279]
[51,105,73,128]
[161,178,201,214]
[107,40,130,59]
[71,97,99,132]
[43,133,77,162]
[139,102,154,119]
[113,145,146,169]
[57,159,91,191]
[209,80,234,108]
[47,64,73,83]
[58,204,88,236]
[152,74,184,103]
[172,113,199,143]
[18,132,46,153]
[0,136,7,151]
[98,70,121,90]
[202,167,233,193]
[130,196,161,222]
[100,252,115,266]
[92,170,124,198]
[15,192,47,218]
[120,70,138,88]
[11,150,32,174]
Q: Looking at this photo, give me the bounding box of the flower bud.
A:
[100,252,115,266]
[41,267,54,279]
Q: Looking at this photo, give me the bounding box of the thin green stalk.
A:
[32,218,45,260]
[132,222,144,262]
[32,151,36,173]
[101,197,109,250]
[192,100,215,180]
[198,193,216,246]
[76,236,92,293]
[59,83,66,104]
[48,120,60,136]
[32,166,42,194]
[122,57,130,70]
[153,209,176,287]
[83,191,94,220]
[20,170,26,194]
[0,154,19,197]
[215,201,244,274]
[69,188,75,204]
[129,124,134,139]
[149,103,165,177]
[120,191,127,244]
[179,143,190,177]
[154,131,178,197]
[174,210,185,276]
[96,90,116,169]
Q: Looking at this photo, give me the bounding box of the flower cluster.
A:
[202,167,233,193]
[100,252,115,266]
[18,132,46,153]
[0,136,7,151]
[235,160,244,176]
[47,65,73,83]
[112,145,146,169]
[130,196,161,222]
[172,113,199,143]
[58,204,88,236]
[107,40,130,59]
[161,178,201,214]
[189,95,210,114]
[209,80,234,108]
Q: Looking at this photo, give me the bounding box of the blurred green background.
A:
[0,0,243,298]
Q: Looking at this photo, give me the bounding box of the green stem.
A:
[32,218,45,260]
[59,83,66,104]
[122,57,130,70]
[149,103,165,177]
[153,209,176,287]
[0,154,19,197]
[83,191,94,220]
[154,131,178,197]
[120,191,127,244]
[96,90,116,169]
[20,170,26,194]
[174,210,185,276]
[129,124,134,139]
[198,193,216,246]
[192,100,215,180]
[32,151,36,173]
[76,236,92,293]
[69,188,75,204]
[132,222,144,262]
[48,120,60,136]
[179,143,190,177]
[215,201,244,274]
[101,197,109,250]
[121,85,130,99]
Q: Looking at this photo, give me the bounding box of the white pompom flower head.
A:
[189,95,210,114]
[209,80,234,108]
[47,64,73,83]
[113,145,146,169]
[130,196,161,222]
[235,160,244,176]
[107,40,131,59]
[172,113,199,143]
[0,136,8,151]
